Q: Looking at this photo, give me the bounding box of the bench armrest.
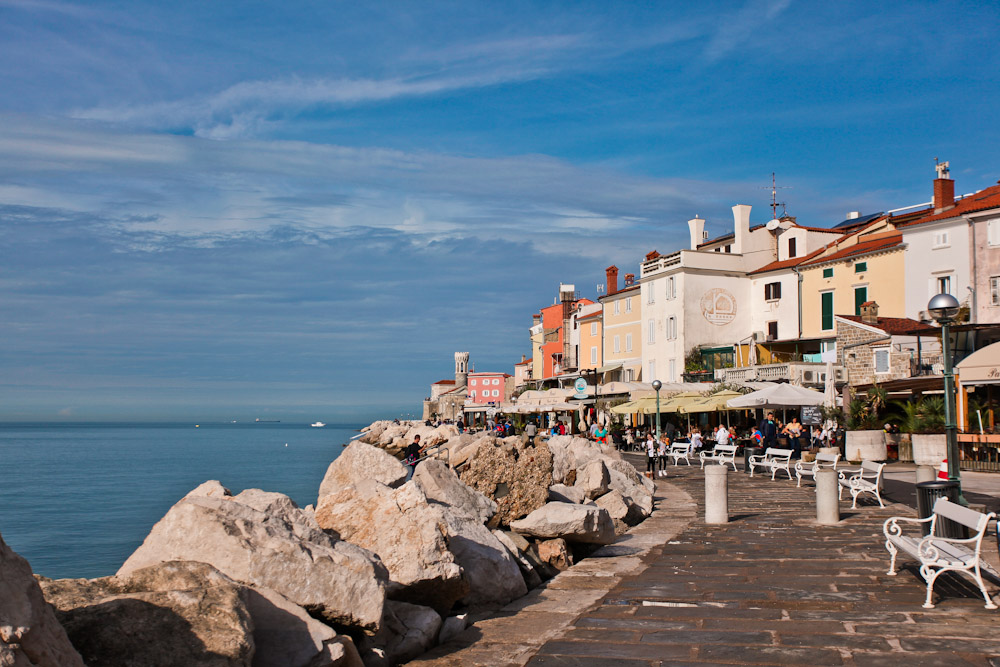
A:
[838,467,862,479]
[884,515,934,540]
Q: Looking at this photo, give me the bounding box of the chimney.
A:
[933,161,954,212]
[860,301,879,325]
[732,205,751,254]
[644,250,660,261]
[847,211,861,220]
[688,215,705,249]
[624,273,635,287]
[605,265,619,295]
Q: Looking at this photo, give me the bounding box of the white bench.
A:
[794,452,841,488]
[883,497,1000,609]
[669,442,692,466]
[838,460,886,508]
[699,444,738,471]
[748,447,794,480]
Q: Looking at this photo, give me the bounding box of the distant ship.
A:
[255,418,281,423]
[311,422,326,428]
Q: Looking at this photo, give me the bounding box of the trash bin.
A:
[915,480,967,538]
[744,446,764,473]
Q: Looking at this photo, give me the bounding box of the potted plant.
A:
[895,397,946,467]
[845,385,888,462]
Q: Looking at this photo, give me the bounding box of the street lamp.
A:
[652,379,662,440]
[928,292,965,505]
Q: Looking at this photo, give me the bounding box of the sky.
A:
[1,1,999,422]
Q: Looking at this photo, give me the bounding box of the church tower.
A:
[454,352,470,388]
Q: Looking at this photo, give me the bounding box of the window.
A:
[855,261,867,273]
[625,297,632,313]
[647,287,654,304]
[767,321,778,340]
[648,361,656,381]
[937,275,952,295]
[933,231,950,248]
[874,348,890,374]
[590,322,597,336]
[667,276,676,299]
[989,220,1000,247]
[666,316,677,339]
[821,292,834,331]
[625,333,633,352]
[668,359,676,382]
[788,237,797,258]
[492,389,499,397]
[647,319,655,344]
[854,286,868,316]
[614,300,620,315]
[625,368,634,382]
[725,244,732,253]
[764,281,782,300]
[613,335,621,353]
[823,267,833,279]
[590,346,597,364]
[991,277,1000,306]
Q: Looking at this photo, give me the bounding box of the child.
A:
[657,434,670,477]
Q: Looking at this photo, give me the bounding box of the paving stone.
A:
[697,644,843,664]
[535,639,689,660]
[524,656,653,667]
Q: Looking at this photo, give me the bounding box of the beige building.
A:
[577,304,603,372]
[599,266,642,382]
[799,229,906,340]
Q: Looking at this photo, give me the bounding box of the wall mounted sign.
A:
[700,288,737,326]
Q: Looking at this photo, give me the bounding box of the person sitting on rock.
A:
[403,435,424,482]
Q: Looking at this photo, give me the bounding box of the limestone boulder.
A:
[595,489,646,527]
[491,530,542,589]
[443,436,484,468]
[436,508,527,608]
[509,502,616,545]
[437,614,468,645]
[548,483,585,504]
[318,441,408,500]
[547,435,623,484]
[574,459,610,500]
[607,469,654,519]
[40,561,254,667]
[413,459,496,524]
[607,459,654,494]
[315,480,465,614]
[117,485,387,633]
[459,440,553,527]
[0,533,85,667]
[537,538,572,571]
[362,601,442,667]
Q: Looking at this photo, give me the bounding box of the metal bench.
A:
[838,460,886,508]
[794,451,841,488]
[699,443,738,471]
[748,447,794,480]
[669,442,692,466]
[883,497,999,609]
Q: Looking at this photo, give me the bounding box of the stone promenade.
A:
[414,458,1000,666]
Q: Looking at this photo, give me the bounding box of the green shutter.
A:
[855,287,867,316]
[855,261,867,273]
[821,292,833,331]
[823,267,833,278]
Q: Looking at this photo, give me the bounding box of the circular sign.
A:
[573,377,588,393]
[700,288,737,326]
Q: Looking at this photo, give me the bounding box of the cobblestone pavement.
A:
[526,460,1000,666]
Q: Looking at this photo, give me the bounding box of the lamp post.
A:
[652,379,662,440]
[928,292,965,505]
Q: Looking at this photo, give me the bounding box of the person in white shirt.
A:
[715,424,730,446]
[689,428,703,453]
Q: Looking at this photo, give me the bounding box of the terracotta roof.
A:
[800,233,903,267]
[433,379,456,385]
[837,315,925,335]
[896,182,1000,227]
[749,247,825,274]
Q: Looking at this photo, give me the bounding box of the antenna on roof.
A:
[759,172,791,220]
[596,283,605,295]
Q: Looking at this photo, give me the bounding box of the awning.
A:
[681,390,744,413]
[957,341,1000,385]
[596,362,623,374]
[727,384,826,409]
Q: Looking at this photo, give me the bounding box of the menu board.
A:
[800,406,822,425]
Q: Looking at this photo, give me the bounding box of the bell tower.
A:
[455,352,470,388]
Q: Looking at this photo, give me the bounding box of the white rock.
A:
[0,532,85,667]
[118,487,387,633]
[574,460,611,500]
[595,489,646,526]
[317,442,407,501]
[437,614,468,645]
[413,459,496,524]
[509,502,616,545]
[491,530,542,589]
[364,601,442,667]
[548,484,585,504]
[436,509,527,608]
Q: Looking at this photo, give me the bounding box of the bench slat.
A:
[933,498,991,531]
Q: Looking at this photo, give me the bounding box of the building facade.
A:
[599,267,642,382]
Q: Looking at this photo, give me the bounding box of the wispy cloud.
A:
[703,0,793,63]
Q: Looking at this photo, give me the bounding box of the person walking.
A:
[403,435,424,482]
[657,433,670,477]
[758,412,779,448]
[524,419,538,447]
[645,433,658,479]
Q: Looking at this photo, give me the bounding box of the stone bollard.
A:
[815,469,840,525]
[705,464,729,524]
[915,465,936,485]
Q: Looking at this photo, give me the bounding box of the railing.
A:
[715,362,843,387]
[957,434,1000,472]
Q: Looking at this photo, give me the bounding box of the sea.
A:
[0,421,362,579]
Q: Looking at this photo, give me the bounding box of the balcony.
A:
[715,362,845,387]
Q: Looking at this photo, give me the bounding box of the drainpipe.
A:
[792,266,804,339]
[965,215,978,323]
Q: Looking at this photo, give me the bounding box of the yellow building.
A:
[799,230,906,339]
[599,267,643,382]
[577,306,603,372]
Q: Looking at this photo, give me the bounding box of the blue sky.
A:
[1,1,998,422]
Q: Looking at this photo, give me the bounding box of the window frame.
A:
[873,347,890,374]
[855,261,868,273]
[990,276,1000,306]
[821,291,834,331]
[823,267,833,279]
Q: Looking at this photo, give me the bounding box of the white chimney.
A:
[732,204,751,255]
[688,215,705,250]
[847,211,861,220]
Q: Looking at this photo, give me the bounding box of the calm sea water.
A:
[0,422,361,579]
